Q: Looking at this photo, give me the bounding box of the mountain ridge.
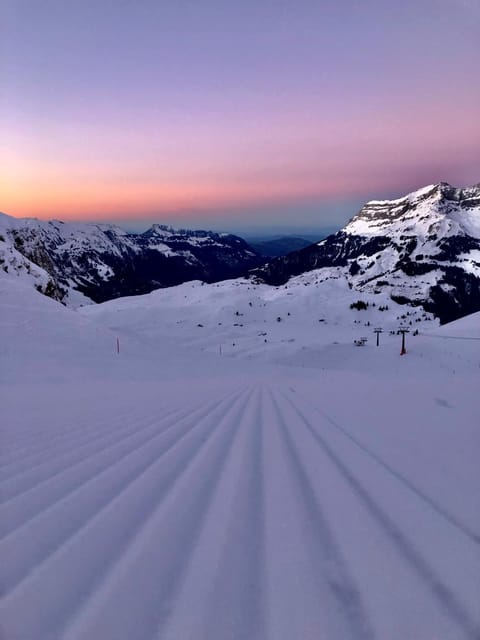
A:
[2,182,479,323]
[0,213,262,304]
[251,183,480,323]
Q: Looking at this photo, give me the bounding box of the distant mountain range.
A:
[252,183,480,323]
[0,215,263,303]
[2,182,479,323]
[247,236,322,257]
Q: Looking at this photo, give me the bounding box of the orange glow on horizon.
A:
[1,96,478,222]
[0,171,370,221]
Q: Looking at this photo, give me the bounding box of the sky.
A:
[1,0,479,234]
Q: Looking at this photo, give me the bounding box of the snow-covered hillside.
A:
[253,183,480,323]
[1,271,479,640]
[0,212,261,304]
[80,274,439,367]
[0,229,90,307]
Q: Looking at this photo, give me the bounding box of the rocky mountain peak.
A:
[344,182,480,239]
[251,183,480,323]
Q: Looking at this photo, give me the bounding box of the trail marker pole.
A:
[399,328,409,355]
[116,337,120,354]
[373,327,383,346]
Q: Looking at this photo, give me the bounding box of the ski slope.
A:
[1,275,479,639]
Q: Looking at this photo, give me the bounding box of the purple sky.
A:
[1,0,479,233]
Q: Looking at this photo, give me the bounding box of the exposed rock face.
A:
[252,183,480,323]
[0,215,262,304]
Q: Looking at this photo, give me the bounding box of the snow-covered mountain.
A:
[252,183,480,323]
[0,213,261,304]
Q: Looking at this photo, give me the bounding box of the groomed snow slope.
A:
[1,276,479,640]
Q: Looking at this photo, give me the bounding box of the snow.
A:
[303,184,480,312]
[0,233,53,294]
[345,193,442,237]
[344,183,480,240]
[0,212,259,305]
[96,263,114,279]
[0,212,134,268]
[145,241,178,256]
[450,208,480,239]
[1,269,479,639]
[366,184,437,206]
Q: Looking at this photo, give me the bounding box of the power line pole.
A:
[398,328,409,355]
[373,327,383,346]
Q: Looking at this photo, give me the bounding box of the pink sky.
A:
[1,0,479,231]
